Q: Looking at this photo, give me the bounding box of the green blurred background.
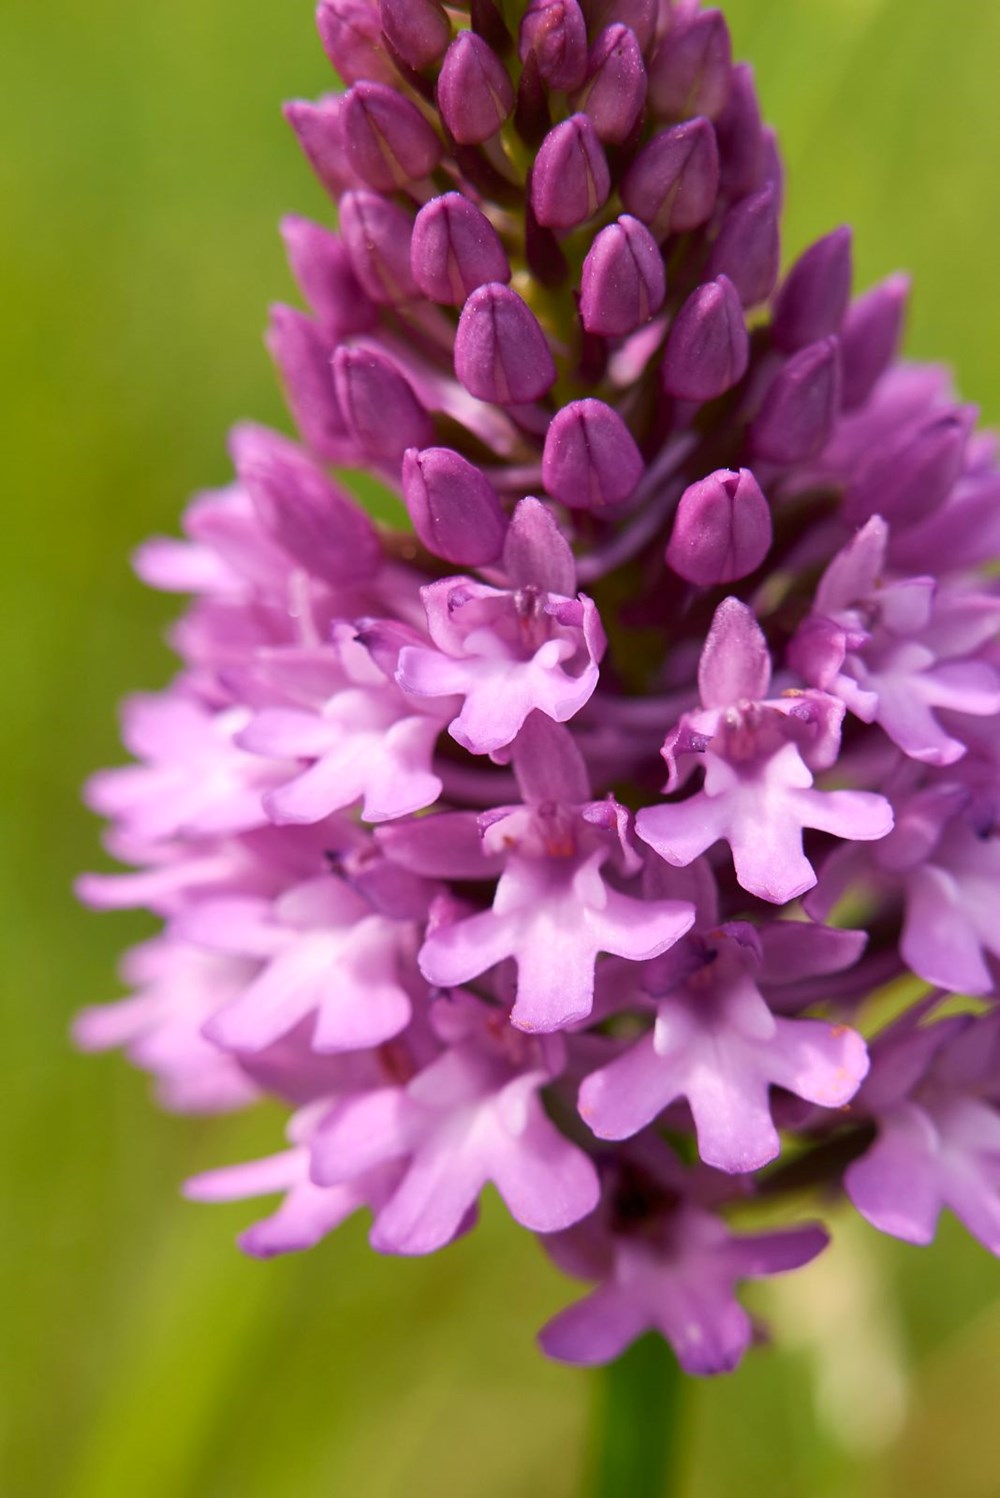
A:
[3,0,1000,1493]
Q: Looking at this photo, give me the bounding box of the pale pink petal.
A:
[310,1088,415,1184]
[793,787,893,842]
[239,707,338,758]
[418,908,518,989]
[579,1034,685,1140]
[586,890,695,963]
[635,794,733,869]
[265,748,370,824]
[845,1103,943,1244]
[370,1132,488,1255]
[902,864,992,995]
[540,1285,647,1366]
[766,1016,869,1109]
[489,1095,600,1232]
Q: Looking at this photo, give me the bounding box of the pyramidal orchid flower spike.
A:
[80,0,1000,1399]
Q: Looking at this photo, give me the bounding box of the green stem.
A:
[586,1336,686,1498]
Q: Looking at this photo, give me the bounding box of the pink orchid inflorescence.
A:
[78,0,1000,1375]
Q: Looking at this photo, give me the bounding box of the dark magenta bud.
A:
[571,25,648,145]
[662,274,748,402]
[338,190,418,305]
[341,81,442,191]
[580,0,657,52]
[580,215,665,337]
[379,0,451,69]
[513,50,553,146]
[666,467,772,585]
[524,196,569,288]
[840,273,910,410]
[532,114,611,230]
[332,345,434,463]
[437,32,514,145]
[844,410,971,526]
[284,97,363,199]
[542,399,644,510]
[470,0,512,59]
[315,0,395,85]
[771,227,853,353]
[265,305,352,462]
[402,446,507,564]
[454,283,556,404]
[714,62,766,198]
[411,192,510,305]
[230,422,380,585]
[647,7,732,120]
[279,216,379,337]
[620,118,719,241]
[749,337,841,465]
[519,0,589,92]
[760,126,784,209]
[708,186,780,307]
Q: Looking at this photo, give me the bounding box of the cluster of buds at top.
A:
[78,0,1000,1374]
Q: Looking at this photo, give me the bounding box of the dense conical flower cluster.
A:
[79,0,1000,1374]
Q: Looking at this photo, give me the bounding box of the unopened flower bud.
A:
[469,0,512,60]
[524,197,568,288]
[411,193,510,305]
[454,283,556,403]
[708,186,780,307]
[647,7,731,121]
[284,97,362,199]
[339,191,418,305]
[519,0,588,92]
[542,399,644,511]
[332,346,434,463]
[621,118,719,241]
[760,126,784,209]
[402,446,507,564]
[437,32,514,145]
[665,467,771,585]
[230,422,380,584]
[513,51,552,146]
[714,62,766,198]
[341,81,442,191]
[379,0,451,70]
[840,274,910,410]
[316,0,394,84]
[580,0,656,52]
[279,216,379,336]
[771,227,853,353]
[749,337,841,465]
[662,275,748,402]
[580,216,665,338]
[845,411,970,526]
[265,305,351,461]
[571,25,648,145]
[503,495,576,594]
[531,114,611,231]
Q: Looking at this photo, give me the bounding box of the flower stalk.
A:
[589,1337,684,1498]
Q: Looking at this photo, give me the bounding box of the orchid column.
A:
[79,0,1000,1482]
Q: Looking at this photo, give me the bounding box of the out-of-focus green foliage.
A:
[2,1,999,1493]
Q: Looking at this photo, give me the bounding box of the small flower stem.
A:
[586,1336,685,1498]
